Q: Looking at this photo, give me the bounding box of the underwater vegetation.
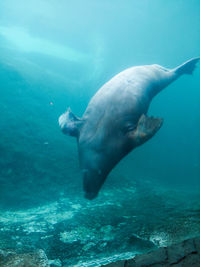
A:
[0,0,200,266]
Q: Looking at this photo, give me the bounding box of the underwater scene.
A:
[0,0,200,266]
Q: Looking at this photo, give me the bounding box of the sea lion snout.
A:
[83,168,106,200]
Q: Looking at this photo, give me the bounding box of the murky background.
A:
[0,0,200,266]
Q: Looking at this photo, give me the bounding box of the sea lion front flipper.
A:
[129,114,163,146]
[59,107,82,137]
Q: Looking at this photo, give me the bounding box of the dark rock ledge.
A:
[0,237,200,266]
[102,236,200,267]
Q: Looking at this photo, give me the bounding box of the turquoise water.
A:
[0,0,200,266]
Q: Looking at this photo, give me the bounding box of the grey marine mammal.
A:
[59,57,200,199]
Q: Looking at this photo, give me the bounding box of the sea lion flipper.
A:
[129,114,163,146]
[174,57,200,76]
[59,107,82,137]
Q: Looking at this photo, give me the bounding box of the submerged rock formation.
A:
[0,236,200,266]
[0,249,49,267]
[102,236,200,267]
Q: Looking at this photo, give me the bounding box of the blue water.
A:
[0,0,200,266]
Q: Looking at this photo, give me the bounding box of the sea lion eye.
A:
[123,123,136,133]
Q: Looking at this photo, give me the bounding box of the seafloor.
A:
[0,180,200,266]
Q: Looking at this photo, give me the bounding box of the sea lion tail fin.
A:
[174,57,200,75]
[58,107,82,137]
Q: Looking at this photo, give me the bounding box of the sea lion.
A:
[59,57,200,199]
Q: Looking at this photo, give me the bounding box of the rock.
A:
[128,234,156,250]
[126,247,167,267]
[101,236,200,267]
[194,237,200,251]
[104,260,126,267]
[0,248,49,267]
[48,258,62,266]
[167,238,196,264]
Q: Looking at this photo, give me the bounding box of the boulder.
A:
[0,248,49,267]
[102,236,200,267]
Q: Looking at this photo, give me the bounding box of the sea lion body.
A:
[59,58,199,199]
